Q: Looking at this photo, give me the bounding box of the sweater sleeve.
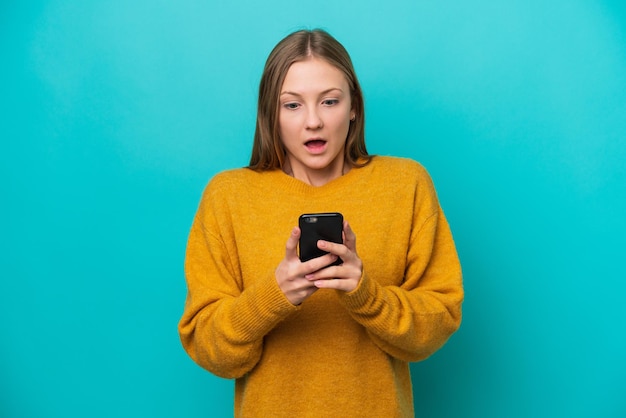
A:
[338,172,464,363]
[178,183,298,379]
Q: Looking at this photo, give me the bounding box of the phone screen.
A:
[298,212,343,265]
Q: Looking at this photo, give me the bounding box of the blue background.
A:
[2,1,625,417]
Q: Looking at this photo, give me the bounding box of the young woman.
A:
[179,29,463,417]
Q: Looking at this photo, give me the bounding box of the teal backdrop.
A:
[2,1,625,417]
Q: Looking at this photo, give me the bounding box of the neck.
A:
[283,159,350,187]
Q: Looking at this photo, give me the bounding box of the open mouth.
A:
[305,139,327,149]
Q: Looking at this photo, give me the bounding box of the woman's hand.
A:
[275,227,339,305]
[304,221,363,293]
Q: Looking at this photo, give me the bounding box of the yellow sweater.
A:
[179,156,463,417]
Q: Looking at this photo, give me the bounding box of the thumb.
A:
[285,227,301,259]
[343,221,357,252]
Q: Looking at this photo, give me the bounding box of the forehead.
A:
[281,57,348,93]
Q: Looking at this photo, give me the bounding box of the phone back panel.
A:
[298,212,343,264]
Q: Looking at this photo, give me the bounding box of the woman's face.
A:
[278,57,355,185]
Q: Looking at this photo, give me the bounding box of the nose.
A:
[305,107,323,130]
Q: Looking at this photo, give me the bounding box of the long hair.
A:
[248,29,370,170]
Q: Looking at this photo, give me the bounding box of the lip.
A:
[304,138,328,154]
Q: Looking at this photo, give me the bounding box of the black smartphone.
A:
[298,212,344,266]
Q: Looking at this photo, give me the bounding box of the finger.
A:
[343,221,357,252]
[305,264,353,281]
[317,239,349,259]
[313,278,353,292]
[302,253,339,274]
[285,227,300,259]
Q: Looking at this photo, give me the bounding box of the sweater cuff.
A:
[338,271,378,313]
[232,275,300,340]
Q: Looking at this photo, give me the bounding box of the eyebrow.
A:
[280,88,344,97]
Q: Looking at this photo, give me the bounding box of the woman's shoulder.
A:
[210,167,258,183]
[368,155,432,181]
[202,167,265,196]
[366,156,439,209]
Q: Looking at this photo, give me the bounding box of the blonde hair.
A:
[248,29,370,170]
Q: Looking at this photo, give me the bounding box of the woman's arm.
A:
[178,197,298,379]
[342,209,463,362]
[306,167,464,362]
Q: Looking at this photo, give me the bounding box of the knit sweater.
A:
[178,156,463,417]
